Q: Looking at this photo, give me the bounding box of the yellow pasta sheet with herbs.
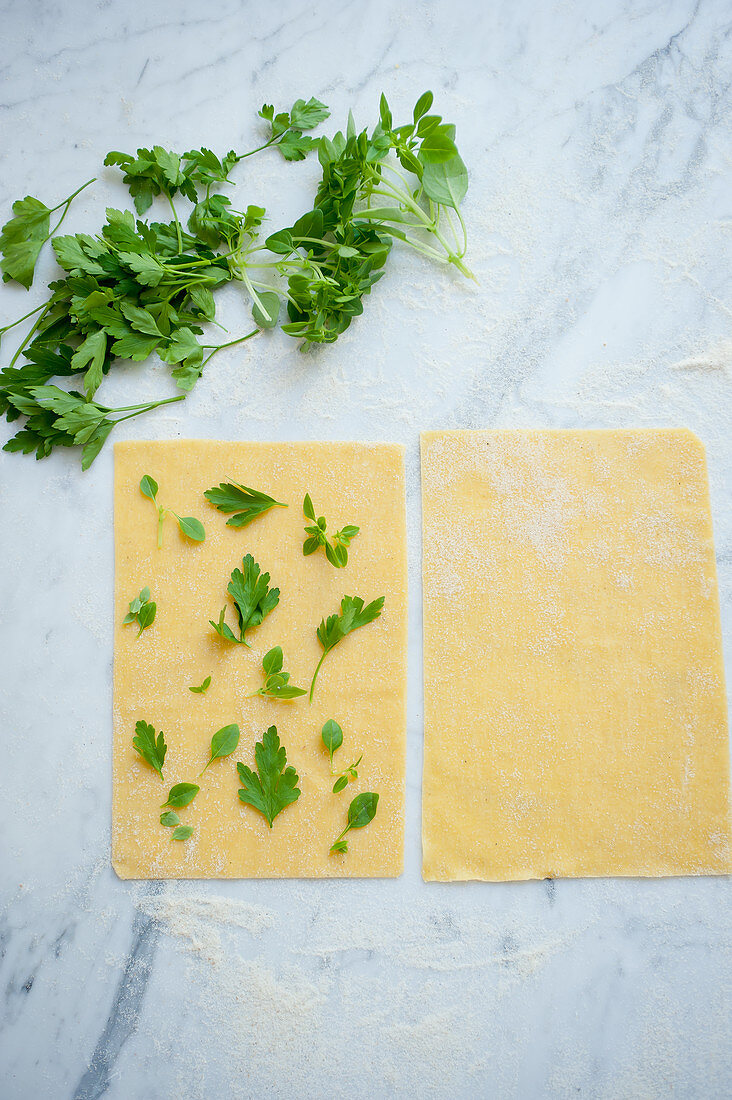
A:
[113,440,407,878]
[421,429,731,881]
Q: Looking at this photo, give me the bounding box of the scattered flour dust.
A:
[132,882,588,1099]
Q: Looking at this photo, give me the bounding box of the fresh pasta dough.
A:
[113,440,407,879]
[421,429,731,881]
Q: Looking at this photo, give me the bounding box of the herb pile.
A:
[1,91,469,468]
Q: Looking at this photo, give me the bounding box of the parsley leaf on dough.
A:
[210,553,279,646]
[204,480,286,528]
[236,725,301,828]
[310,595,384,701]
[132,720,167,780]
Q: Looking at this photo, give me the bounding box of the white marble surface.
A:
[1,1,731,1097]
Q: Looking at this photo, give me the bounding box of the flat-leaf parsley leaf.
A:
[236,725,300,828]
[210,553,279,646]
[132,720,167,780]
[310,595,384,701]
[204,480,286,528]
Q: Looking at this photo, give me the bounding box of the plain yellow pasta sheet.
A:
[113,440,407,878]
[421,428,731,881]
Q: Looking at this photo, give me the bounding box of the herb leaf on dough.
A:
[330,791,379,854]
[248,646,307,700]
[162,782,199,809]
[236,725,301,828]
[210,553,279,646]
[132,720,167,780]
[189,675,211,694]
[204,481,287,528]
[309,595,384,701]
[302,493,359,567]
[123,585,156,637]
[199,723,240,776]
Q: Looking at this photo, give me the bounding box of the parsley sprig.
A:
[204,480,286,528]
[0,179,95,289]
[237,725,301,828]
[302,493,359,567]
[123,585,156,637]
[249,646,307,700]
[210,553,279,645]
[132,720,167,781]
[310,595,385,701]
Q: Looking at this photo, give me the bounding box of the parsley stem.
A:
[234,136,279,161]
[112,395,186,414]
[309,649,329,703]
[166,194,183,253]
[49,177,96,215]
[0,300,48,336]
[201,328,259,368]
[7,301,52,370]
[49,178,96,236]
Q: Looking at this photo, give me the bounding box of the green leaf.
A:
[289,97,330,130]
[200,723,240,775]
[119,300,163,337]
[132,720,167,780]
[301,494,357,568]
[330,791,379,853]
[171,824,194,840]
[236,726,301,828]
[174,514,205,542]
[332,775,349,794]
[265,683,307,699]
[162,782,199,809]
[188,285,216,320]
[118,251,166,287]
[52,235,106,276]
[420,154,468,210]
[413,90,434,122]
[263,646,283,675]
[111,332,160,361]
[310,595,385,701]
[347,791,379,828]
[136,600,156,634]
[212,554,279,645]
[160,810,180,827]
[252,646,306,700]
[278,132,318,161]
[0,195,51,287]
[140,474,158,500]
[321,719,343,758]
[204,481,286,528]
[189,675,211,694]
[71,329,107,399]
[252,291,280,329]
[160,327,201,364]
[81,420,115,470]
